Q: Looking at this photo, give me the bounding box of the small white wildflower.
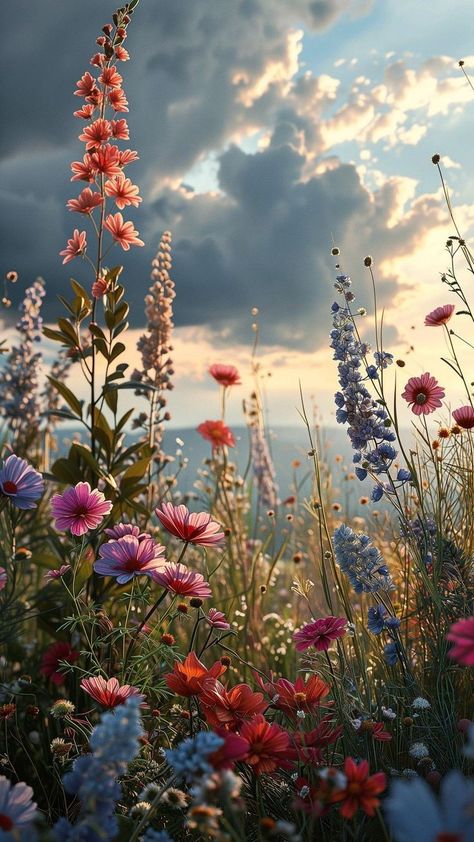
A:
[412,697,431,710]
[299,785,310,798]
[296,710,306,720]
[291,772,298,782]
[351,718,362,732]
[409,742,429,760]
[319,768,347,788]
[402,769,418,778]
[381,706,396,720]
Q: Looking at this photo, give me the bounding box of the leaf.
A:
[104,387,118,414]
[116,408,134,433]
[42,327,71,345]
[70,279,92,309]
[121,456,152,482]
[58,318,79,344]
[50,458,83,485]
[109,342,126,362]
[47,377,83,418]
[110,380,161,393]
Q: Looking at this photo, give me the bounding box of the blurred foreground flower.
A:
[198,419,236,450]
[0,776,38,840]
[384,770,474,841]
[0,454,44,510]
[447,616,474,666]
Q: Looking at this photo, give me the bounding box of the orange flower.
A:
[331,757,386,819]
[164,652,226,698]
[104,212,144,250]
[197,420,236,451]
[104,175,142,209]
[258,673,331,718]
[239,714,290,775]
[200,680,267,730]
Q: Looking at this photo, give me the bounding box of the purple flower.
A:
[384,642,399,666]
[0,775,38,839]
[368,604,387,634]
[0,454,44,510]
[94,535,166,584]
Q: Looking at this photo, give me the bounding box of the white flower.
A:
[381,706,396,720]
[296,710,306,720]
[412,697,431,710]
[409,742,429,760]
[351,718,362,732]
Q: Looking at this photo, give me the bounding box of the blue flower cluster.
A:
[330,274,411,501]
[53,697,143,842]
[333,523,393,593]
[165,731,224,783]
[367,604,402,666]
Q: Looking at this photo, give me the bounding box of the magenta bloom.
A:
[294,616,347,652]
[209,364,241,387]
[155,502,224,546]
[207,608,230,630]
[401,372,445,415]
[452,406,474,430]
[44,564,71,582]
[153,562,212,599]
[424,304,456,326]
[447,616,474,666]
[81,675,145,708]
[0,454,44,510]
[94,535,166,584]
[104,522,148,540]
[51,482,112,536]
[0,568,6,592]
[40,641,79,685]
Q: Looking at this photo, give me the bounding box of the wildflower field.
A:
[0,3,473,841]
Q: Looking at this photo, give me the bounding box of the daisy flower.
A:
[401,373,445,415]
[51,481,112,536]
[293,616,347,652]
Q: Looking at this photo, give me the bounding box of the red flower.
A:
[153,562,212,599]
[118,148,139,167]
[447,616,474,666]
[239,715,290,775]
[78,118,112,150]
[198,420,236,450]
[108,88,129,112]
[115,45,130,61]
[40,642,79,685]
[155,502,224,546]
[74,71,97,98]
[401,372,445,416]
[73,104,95,120]
[67,188,103,214]
[288,717,343,764]
[104,175,142,209]
[80,675,145,708]
[258,673,331,718]
[293,616,347,652]
[200,680,267,730]
[452,406,474,430]
[90,144,122,178]
[164,652,227,697]
[98,66,123,88]
[111,119,129,140]
[70,154,95,182]
[59,229,87,264]
[208,729,250,771]
[209,364,241,387]
[424,304,456,326]
[104,212,144,250]
[331,757,386,819]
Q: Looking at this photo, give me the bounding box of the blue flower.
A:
[0,776,37,841]
[384,771,474,842]
[165,731,224,783]
[397,469,411,482]
[333,524,393,593]
[0,455,44,510]
[384,642,399,666]
[385,616,401,630]
[368,604,387,634]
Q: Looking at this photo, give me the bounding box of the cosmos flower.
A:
[164,652,227,697]
[155,502,224,546]
[51,481,112,536]
[80,676,145,708]
[0,776,37,840]
[44,564,71,581]
[331,757,386,819]
[384,770,474,842]
[200,680,267,730]
[153,562,212,598]
[209,364,241,387]
[424,304,456,326]
[197,419,236,450]
[401,373,445,416]
[40,642,79,685]
[452,406,474,430]
[104,522,148,540]
[447,616,474,666]
[59,229,87,264]
[258,673,331,718]
[104,175,142,209]
[104,212,144,249]
[293,616,347,652]
[239,715,290,775]
[287,718,343,764]
[94,535,166,584]
[206,608,230,630]
[0,454,44,510]
[67,188,104,214]
[207,729,250,771]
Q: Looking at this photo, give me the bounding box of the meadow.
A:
[0,3,472,841]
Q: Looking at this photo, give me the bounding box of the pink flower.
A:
[118,149,139,167]
[0,568,6,591]
[424,304,456,327]
[209,364,241,387]
[74,71,96,98]
[67,188,103,214]
[41,642,79,685]
[98,66,123,88]
[153,562,212,599]
[104,175,142,209]
[115,45,130,61]
[104,522,148,540]
[293,616,347,652]
[452,405,474,430]
[94,535,166,584]
[155,502,224,546]
[70,154,95,182]
[89,144,122,178]
[78,118,112,150]
[73,103,95,120]
[44,565,71,581]
[59,229,87,264]
[51,481,112,536]
[401,373,445,416]
[108,88,129,112]
[206,608,230,629]
[447,616,474,666]
[81,675,145,708]
[104,212,144,250]
[197,419,236,450]
[111,119,129,140]
[92,275,109,298]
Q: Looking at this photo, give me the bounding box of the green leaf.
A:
[121,456,152,482]
[70,279,92,309]
[47,377,83,418]
[42,327,71,345]
[109,342,126,362]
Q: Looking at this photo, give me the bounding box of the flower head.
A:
[155,502,224,546]
[239,715,290,775]
[67,188,103,214]
[153,562,212,598]
[384,770,474,842]
[78,118,112,149]
[0,454,44,510]
[94,535,166,584]
[165,732,224,783]
[294,616,347,652]
[104,212,144,250]
[198,419,236,450]
[81,676,145,709]
[402,372,445,415]
[51,481,112,536]
[59,229,87,264]
[447,616,474,666]
[424,304,456,326]
[452,405,474,430]
[206,608,230,630]
[258,673,331,718]
[104,175,141,209]
[209,364,241,387]
[41,641,79,685]
[164,652,226,697]
[333,524,393,593]
[0,776,37,839]
[331,757,386,819]
[200,680,267,730]
[44,564,71,582]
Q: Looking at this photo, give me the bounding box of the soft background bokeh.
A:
[1,0,473,427]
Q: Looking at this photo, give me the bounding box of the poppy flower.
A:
[40,642,79,685]
[239,715,290,775]
[197,420,236,450]
[331,757,386,818]
[452,406,474,430]
[293,616,347,652]
[401,373,445,416]
[155,502,224,546]
[447,616,474,666]
[209,364,241,387]
[424,304,456,326]
[153,562,212,599]
[164,652,227,697]
[200,680,267,730]
[80,675,145,708]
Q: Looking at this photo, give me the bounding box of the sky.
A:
[1,0,473,429]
